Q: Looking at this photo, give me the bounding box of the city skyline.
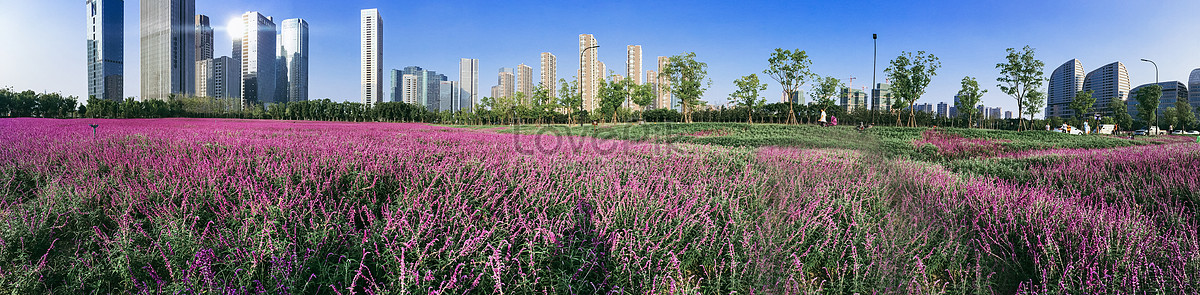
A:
[4,1,1200,115]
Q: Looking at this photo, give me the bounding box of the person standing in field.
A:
[818,109,827,125]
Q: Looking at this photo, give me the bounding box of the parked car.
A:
[1171,130,1185,135]
[1054,128,1084,135]
[1134,129,1148,136]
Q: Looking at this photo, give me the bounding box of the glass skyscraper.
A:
[279,18,309,102]
[141,0,195,100]
[87,0,124,101]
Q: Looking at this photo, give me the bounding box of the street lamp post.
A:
[1141,58,1159,132]
[872,33,877,125]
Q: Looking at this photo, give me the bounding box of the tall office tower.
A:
[1081,62,1130,115]
[278,18,308,102]
[1189,69,1200,110]
[86,0,124,101]
[872,83,894,111]
[195,15,212,61]
[579,34,600,111]
[439,81,460,111]
[937,102,949,118]
[1046,59,1085,118]
[1128,81,1189,119]
[1005,111,1014,119]
[459,58,479,112]
[516,64,533,102]
[496,71,515,99]
[427,73,447,111]
[627,45,642,85]
[238,12,277,105]
[390,70,403,102]
[394,66,443,110]
[401,74,420,104]
[540,52,557,99]
[361,8,383,108]
[141,0,194,100]
[655,56,672,109]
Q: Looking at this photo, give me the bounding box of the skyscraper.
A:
[279,18,308,102]
[1046,59,1085,118]
[390,70,402,102]
[937,102,949,118]
[1081,62,1130,115]
[840,87,868,113]
[656,56,672,109]
[646,70,658,108]
[86,0,123,101]
[626,45,643,85]
[401,74,419,104]
[459,58,479,112]
[194,15,212,61]
[141,0,194,100]
[394,66,442,109]
[1189,69,1200,110]
[540,52,557,99]
[579,34,600,111]
[439,81,460,112]
[238,12,276,106]
[361,9,383,108]
[516,64,533,102]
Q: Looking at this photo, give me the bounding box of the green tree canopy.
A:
[730,74,767,124]
[661,52,710,123]
[996,45,1046,130]
[763,48,815,125]
[886,51,941,127]
[956,76,986,128]
[1068,90,1096,121]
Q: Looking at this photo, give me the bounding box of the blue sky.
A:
[2,0,1199,116]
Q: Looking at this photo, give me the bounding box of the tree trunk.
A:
[748,107,753,124]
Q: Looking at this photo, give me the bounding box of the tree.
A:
[996,46,1046,131]
[808,76,843,122]
[1109,98,1133,131]
[956,76,986,129]
[1024,90,1046,128]
[1164,107,1179,131]
[1133,85,1162,129]
[597,78,627,124]
[661,52,710,123]
[764,49,815,125]
[630,83,654,122]
[1068,90,1096,122]
[1175,99,1197,130]
[886,51,941,127]
[730,74,767,124]
[557,78,582,125]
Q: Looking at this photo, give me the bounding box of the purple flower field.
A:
[1,118,1197,294]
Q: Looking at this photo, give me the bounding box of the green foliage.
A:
[809,76,843,111]
[1175,99,1197,130]
[1134,85,1163,128]
[661,53,711,123]
[956,76,986,128]
[598,79,627,123]
[764,49,816,124]
[0,88,80,118]
[886,51,942,127]
[1069,90,1096,121]
[996,46,1046,130]
[1024,90,1046,124]
[730,74,767,123]
[1109,98,1134,131]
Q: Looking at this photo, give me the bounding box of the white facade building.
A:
[361,9,383,108]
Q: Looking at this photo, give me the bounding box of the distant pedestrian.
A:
[819,109,828,124]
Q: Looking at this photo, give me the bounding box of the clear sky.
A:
[2,0,1199,117]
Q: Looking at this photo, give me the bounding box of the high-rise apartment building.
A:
[195,15,212,61]
[401,74,420,104]
[937,102,949,118]
[516,64,534,102]
[1046,59,1085,118]
[1081,62,1130,115]
[141,0,194,100]
[840,87,868,113]
[1004,111,1014,119]
[238,12,276,105]
[495,71,515,99]
[579,34,600,111]
[646,70,658,107]
[872,83,894,111]
[196,56,239,99]
[627,45,642,85]
[86,0,123,101]
[361,9,383,108]
[279,18,308,102]
[460,58,479,112]
[540,53,557,99]
[655,56,673,109]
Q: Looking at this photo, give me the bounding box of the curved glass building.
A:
[1046,59,1085,118]
[1082,62,1130,116]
